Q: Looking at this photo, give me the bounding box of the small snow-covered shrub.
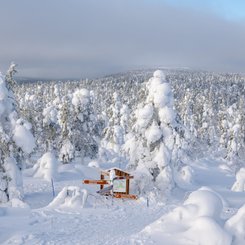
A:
[231,168,245,192]
[225,203,245,245]
[155,165,173,193]
[175,165,195,188]
[59,139,75,164]
[48,186,88,209]
[10,197,29,208]
[88,160,99,168]
[132,164,154,195]
[33,152,58,181]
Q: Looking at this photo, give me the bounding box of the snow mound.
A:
[48,186,88,209]
[134,188,231,245]
[183,216,231,245]
[33,152,58,181]
[184,188,223,219]
[225,203,245,245]
[198,186,229,208]
[231,167,245,192]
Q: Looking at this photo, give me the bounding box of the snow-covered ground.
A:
[1,157,245,245]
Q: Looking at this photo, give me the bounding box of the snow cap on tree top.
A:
[153,70,166,81]
[72,88,90,107]
[113,92,118,100]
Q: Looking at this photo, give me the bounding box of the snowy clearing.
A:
[1,157,245,245]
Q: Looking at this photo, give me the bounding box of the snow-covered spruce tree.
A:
[19,84,45,153]
[218,111,229,153]
[193,97,219,156]
[124,70,188,195]
[71,88,99,160]
[102,92,126,154]
[225,103,243,170]
[5,63,17,92]
[0,65,35,203]
[179,88,198,154]
[58,96,75,164]
[42,102,60,151]
[120,104,130,135]
[32,87,62,179]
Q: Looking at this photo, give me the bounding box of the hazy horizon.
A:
[1,0,245,79]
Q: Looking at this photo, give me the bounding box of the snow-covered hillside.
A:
[1,67,245,244]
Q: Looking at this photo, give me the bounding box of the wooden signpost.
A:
[82,168,137,200]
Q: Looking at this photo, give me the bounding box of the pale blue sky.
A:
[163,0,245,20]
[0,0,245,78]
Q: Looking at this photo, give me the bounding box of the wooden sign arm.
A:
[83,180,109,185]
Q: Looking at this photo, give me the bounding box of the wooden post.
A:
[126,179,129,195]
[100,173,104,190]
[51,178,55,197]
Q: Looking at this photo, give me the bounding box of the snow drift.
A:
[133,187,232,245]
[48,186,88,209]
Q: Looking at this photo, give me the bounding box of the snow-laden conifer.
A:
[125,70,189,194]
[0,65,35,202]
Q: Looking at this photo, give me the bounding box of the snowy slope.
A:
[1,158,245,245]
[1,164,171,245]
